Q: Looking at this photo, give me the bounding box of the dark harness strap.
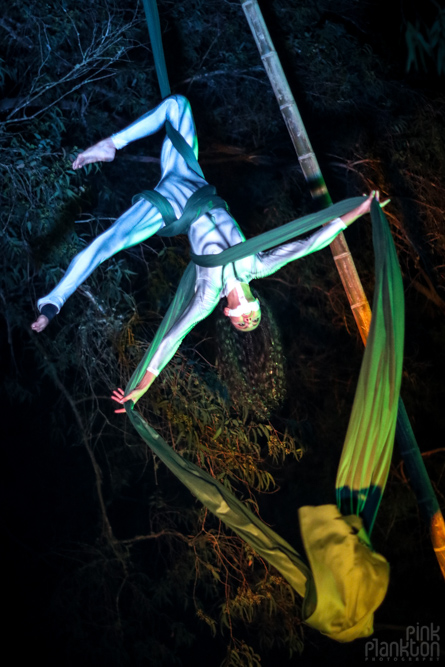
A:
[133,185,229,237]
[132,189,177,226]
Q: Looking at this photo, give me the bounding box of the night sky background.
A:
[1,1,444,665]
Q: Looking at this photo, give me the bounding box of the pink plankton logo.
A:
[365,624,440,661]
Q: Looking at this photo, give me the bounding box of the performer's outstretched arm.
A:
[111,278,221,411]
[253,193,378,279]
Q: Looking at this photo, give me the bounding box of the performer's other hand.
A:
[342,190,390,227]
[112,387,146,412]
[112,371,157,413]
[73,138,116,170]
[112,387,143,413]
[360,190,390,214]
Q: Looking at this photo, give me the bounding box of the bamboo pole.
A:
[240,0,445,578]
[241,0,371,343]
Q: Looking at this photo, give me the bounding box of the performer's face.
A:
[229,308,261,332]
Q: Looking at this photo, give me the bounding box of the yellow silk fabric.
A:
[300,505,389,642]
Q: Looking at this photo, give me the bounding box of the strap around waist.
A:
[133,185,229,237]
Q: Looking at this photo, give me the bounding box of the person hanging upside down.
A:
[31,95,376,412]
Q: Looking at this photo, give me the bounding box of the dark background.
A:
[1,1,444,665]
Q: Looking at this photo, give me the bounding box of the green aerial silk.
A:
[141,0,444,576]
[191,198,365,267]
[135,0,443,632]
[164,119,205,179]
[336,201,405,533]
[141,0,171,99]
[124,198,404,641]
[133,0,405,639]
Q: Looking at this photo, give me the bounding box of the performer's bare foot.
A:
[72,138,116,170]
[31,315,49,332]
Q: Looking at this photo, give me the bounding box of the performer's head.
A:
[216,289,285,419]
[223,283,261,332]
[224,306,261,332]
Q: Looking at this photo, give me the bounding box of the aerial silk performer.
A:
[32,95,402,642]
[31,94,372,408]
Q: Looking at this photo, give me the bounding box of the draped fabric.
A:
[124,198,404,641]
[140,0,444,587]
[128,2,403,635]
[336,201,405,533]
[191,198,365,267]
[299,505,390,642]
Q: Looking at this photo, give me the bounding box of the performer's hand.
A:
[342,191,390,227]
[362,191,391,212]
[73,138,116,169]
[355,191,376,217]
[361,191,375,215]
[111,371,157,414]
[111,386,147,413]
